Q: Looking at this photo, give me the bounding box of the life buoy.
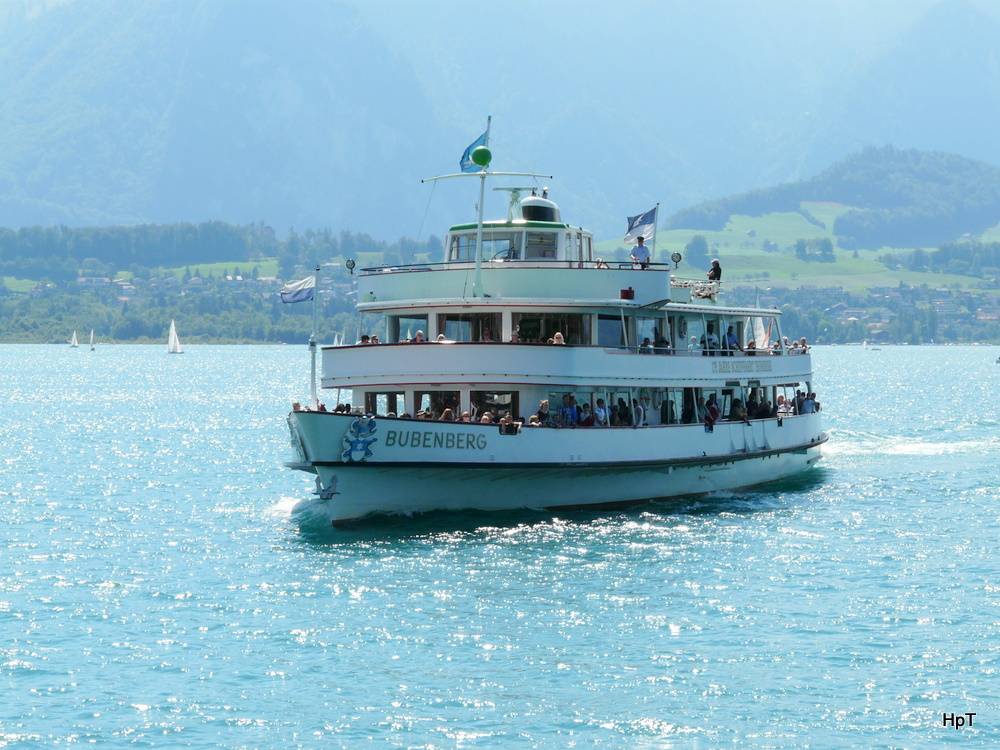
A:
[640,388,652,406]
[652,389,664,409]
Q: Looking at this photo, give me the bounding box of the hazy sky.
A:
[1,0,998,239]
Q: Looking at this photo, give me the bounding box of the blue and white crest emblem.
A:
[342,415,378,462]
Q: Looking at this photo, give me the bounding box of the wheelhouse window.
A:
[436,312,503,342]
[388,315,428,343]
[449,231,522,261]
[512,312,590,344]
[524,231,557,259]
[449,234,476,261]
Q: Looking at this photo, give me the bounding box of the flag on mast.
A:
[460,131,488,173]
[624,206,658,245]
[279,275,316,304]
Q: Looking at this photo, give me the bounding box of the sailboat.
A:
[70,331,79,348]
[89,330,95,351]
[166,320,183,354]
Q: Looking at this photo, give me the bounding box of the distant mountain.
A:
[665,146,1000,249]
[781,1,1000,180]
[0,0,998,241]
[0,0,444,236]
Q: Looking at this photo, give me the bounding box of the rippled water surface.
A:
[2,344,998,748]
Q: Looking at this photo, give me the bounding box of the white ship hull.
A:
[287,412,826,523]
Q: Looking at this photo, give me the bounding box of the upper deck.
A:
[356,259,723,312]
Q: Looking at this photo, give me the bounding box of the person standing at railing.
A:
[723,326,742,357]
[707,259,722,280]
[631,236,651,269]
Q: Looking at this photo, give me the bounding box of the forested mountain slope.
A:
[665,147,1000,249]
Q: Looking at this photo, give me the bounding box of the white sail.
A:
[89,329,95,351]
[70,331,78,348]
[167,320,183,354]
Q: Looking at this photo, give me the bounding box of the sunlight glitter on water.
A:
[2,345,998,748]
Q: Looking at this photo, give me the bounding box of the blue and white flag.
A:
[279,275,316,304]
[624,206,658,245]
[460,131,488,173]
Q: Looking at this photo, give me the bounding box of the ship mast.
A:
[422,117,551,298]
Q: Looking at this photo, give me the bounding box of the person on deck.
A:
[723,325,741,356]
[630,236,651,269]
[707,259,722,280]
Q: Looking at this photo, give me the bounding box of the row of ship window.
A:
[353,312,788,353]
[358,384,816,427]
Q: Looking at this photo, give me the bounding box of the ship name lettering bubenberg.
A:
[711,360,774,374]
[385,430,488,450]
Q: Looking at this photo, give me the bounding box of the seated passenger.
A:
[745,339,757,356]
[412,330,425,343]
[631,398,645,428]
[481,329,494,342]
[800,393,817,413]
[723,326,741,356]
[498,413,519,433]
[639,337,653,354]
[558,394,578,428]
[776,394,791,414]
[681,402,695,424]
[700,324,719,356]
[440,408,455,421]
[552,332,566,345]
[727,399,746,422]
[617,397,633,426]
[534,399,552,426]
[594,398,609,427]
[579,403,595,426]
[509,332,520,343]
[706,394,720,424]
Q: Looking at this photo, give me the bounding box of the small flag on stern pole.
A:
[279,275,316,304]
[460,131,488,173]
[624,206,658,245]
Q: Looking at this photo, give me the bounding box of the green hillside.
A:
[664,147,1000,251]
[596,201,1000,293]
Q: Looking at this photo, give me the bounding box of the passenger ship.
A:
[285,142,825,524]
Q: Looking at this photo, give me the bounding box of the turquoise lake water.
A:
[2,344,998,748]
